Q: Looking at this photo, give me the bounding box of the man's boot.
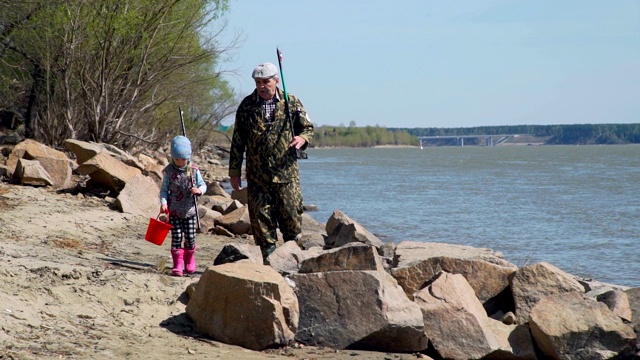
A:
[261,243,277,262]
[283,234,302,243]
[171,248,184,277]
[183,247,196,274]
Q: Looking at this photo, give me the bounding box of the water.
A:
[298,145,640,288]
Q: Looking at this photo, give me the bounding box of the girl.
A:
[160,136,207,276]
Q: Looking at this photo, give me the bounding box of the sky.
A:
[215,0,640,128]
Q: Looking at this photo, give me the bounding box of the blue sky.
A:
[217,1,640,128]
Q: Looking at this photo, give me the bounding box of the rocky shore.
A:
[1,138,639,360]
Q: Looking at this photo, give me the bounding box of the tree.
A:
[0,0,237,150]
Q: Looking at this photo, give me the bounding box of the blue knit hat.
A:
[170,136,192,159]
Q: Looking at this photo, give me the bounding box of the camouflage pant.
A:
[247,179,303,249]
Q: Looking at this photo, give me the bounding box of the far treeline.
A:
[314,123,640,147]
[310,123,640,147]
[392,123,640,145]
[311,125,418,147]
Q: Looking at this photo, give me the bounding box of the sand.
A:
[0,180,421,360]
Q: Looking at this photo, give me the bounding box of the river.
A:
[298,145,640,287]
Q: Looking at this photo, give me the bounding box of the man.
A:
[229,62,314,259]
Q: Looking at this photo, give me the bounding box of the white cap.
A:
[251,62,278,79]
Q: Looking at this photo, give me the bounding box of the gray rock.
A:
[76,151,141,192]
[391,241,517,312]
[324,210,384,249]
[266,240,306,273]
[510,262,585,324]
[415,272,499,359]
[214,206,251,235]
[290,270,427,352]
[12,158,53,187]
[529,291,636,359]
[115,174,159,217]
[231,187,247,205]
[8,139,72,188]
[298,243,385,273]
[298,213,326,250]
[596,290,633,322]
[186,263,298,351]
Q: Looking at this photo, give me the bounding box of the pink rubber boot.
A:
[183,247,196,274]
[171,248,184,277]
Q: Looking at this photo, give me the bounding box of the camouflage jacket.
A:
[229,88,314,184]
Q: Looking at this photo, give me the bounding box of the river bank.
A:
[0,180,422,360]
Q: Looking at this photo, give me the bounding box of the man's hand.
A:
[290,136,307,149]
[230,176,242,191]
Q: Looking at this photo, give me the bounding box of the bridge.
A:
[418,134,520,148]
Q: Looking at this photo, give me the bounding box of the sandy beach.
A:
[0,180,420,360]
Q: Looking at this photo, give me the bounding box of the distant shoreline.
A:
[310,143,640,149]
[372,145,419,148]
[310,145,419,149]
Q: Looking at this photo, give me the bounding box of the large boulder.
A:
[324,210,384,249]
[485,321,537,360]
[63,139,104,165]
[624,287,640,334]
[66,139,157,182]
[415,271,536,359]
[211,199,243,215]
[136,153,164,182]
[7,139,72,189]
[65,139,145,169]
[101,143,145,171]
[298,213,326,250]
[115,174,160,217]
[391,241,517,311]
[290,270,427,352]
[185,262,298,351]
[231,187,247,205]
[414,271,499,359]
[298,243,385,273]
[214,206,251,235]
[76,151,141,192]
[199,208,222,234]
[509,262,584,324]
[529,291,636,359]
[266,240,308,273]
[204,181,230,198]
[12,158,53,187]
[596,290,633,323]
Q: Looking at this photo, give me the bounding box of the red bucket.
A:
[145,214,172,246]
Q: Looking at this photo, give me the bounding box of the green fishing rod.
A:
[276,47,307,159]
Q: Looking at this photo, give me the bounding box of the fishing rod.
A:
[179,107,201,231]
[276,47,307,159]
